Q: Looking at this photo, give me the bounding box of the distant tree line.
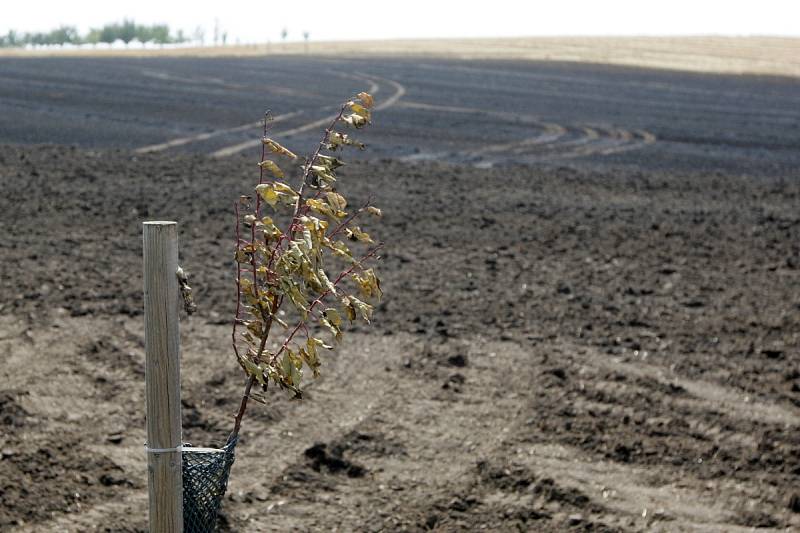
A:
[0,20,188,47]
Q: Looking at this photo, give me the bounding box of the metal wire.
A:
[182,438,237,533]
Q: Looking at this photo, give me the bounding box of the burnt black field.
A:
[1,55,799,176]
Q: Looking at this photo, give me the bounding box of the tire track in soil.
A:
[207,73,402,158]
[395,100,656,166]
[220,333,627,532]
[134,110,304,154]
[516,340,800,531]
[132,73,386,158]
[413,62,800,122]
[587,351,800,429]
[247,332,800,531]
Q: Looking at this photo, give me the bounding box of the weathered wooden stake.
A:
[143,221,183,532]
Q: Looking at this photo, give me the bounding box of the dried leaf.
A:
[352,269,382,300]
[342,114,368,129]
[310,165,337,186]
[323,308,342,327]
[328,132,365,150]
[256,182,299,208]
[262,137,298,159]
[306,198,336,218]
[325,239,354,262]
[255,184,279,207]
[357,92,374,108]
[325,192,347,212]
[349,296,373,323]
[317,154,345,169]
[320,312,342,342]
[341,295,357,321]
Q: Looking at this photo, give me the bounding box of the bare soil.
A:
[0,144,799,531]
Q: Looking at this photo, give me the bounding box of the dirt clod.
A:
[304,443,366,478]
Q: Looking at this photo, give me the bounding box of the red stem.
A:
[232,114,270,366]
[327,201,371,240]
[232,201,243,361]
[270,244,382,363]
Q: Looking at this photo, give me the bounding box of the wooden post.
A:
[143,221,183,532]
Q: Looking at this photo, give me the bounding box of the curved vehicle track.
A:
[395,101,657,165]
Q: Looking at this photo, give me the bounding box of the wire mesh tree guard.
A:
[181,439,238,533]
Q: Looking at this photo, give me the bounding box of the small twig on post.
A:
[176,265,197,315]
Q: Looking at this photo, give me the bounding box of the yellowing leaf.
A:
[299,347,319,378]
[311,337,333,350]
[323,308,342,327]
[262,137,298,159]
[325,192,347,212]
[239,355,266,385]
[258,159,284,178]
[280,278,308,315]
[323,238,354,262]
[345,226,373,243]
[318,269,337,295]
[320,314,342,342]
[235,249,251,263]
[350,103,371,121]
[352,268,382,300]
[306,198,336,218]
[260,216,283,239]
[302,338,331,378]
[317,154,344,169]
[325,192,347,218]
[300,226,313,252]
[328,132,365,150]
[255,182,299,208]
[281,351,302,388]
[310,165,337,186]
[273,182,299,196]
[255,184,279,207]
[367,206,382,217]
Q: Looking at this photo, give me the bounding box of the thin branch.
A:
[232,201,243,361]
[327,201,372,240]
[270,244,383,364]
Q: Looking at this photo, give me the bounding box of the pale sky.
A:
[2,1,799,42]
